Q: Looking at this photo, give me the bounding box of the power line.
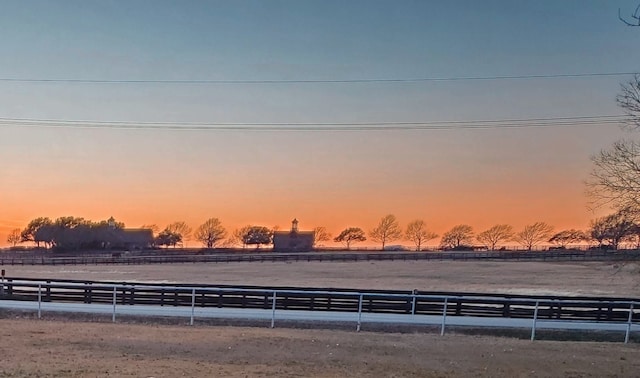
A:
[0,72,637,85]
[0,115,627,131]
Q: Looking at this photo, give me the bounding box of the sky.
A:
[1,1,640,247]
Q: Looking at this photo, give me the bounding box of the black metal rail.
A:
[1,277,638,323]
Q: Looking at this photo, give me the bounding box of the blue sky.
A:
[0,1,639,245]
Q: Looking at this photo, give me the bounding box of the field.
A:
[2,259,640,377]
[0,317,639,377]
[3,259,640,296]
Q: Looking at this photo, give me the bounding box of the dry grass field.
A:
[0,317,639,377]
[2,259,640,377]
[4,259,640,296]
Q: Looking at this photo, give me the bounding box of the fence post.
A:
[357,294,364,332]
[112,285,117,323]
[37,284,42,319]
[531,301,539,341]
[440,297,448,336]
[411,291,417,319]
[271,291,277,328]
[190,288,196,326]
[625,302,634,344]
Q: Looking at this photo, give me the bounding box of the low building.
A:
[105,217,154,250]
[272,219,314,252]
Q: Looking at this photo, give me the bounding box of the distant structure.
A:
[106,216,154,250]
[272,218,315,252]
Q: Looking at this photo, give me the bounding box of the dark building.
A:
[106,217,154,250]
[272,219,314,252]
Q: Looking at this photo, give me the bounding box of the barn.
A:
[272,219,314,252]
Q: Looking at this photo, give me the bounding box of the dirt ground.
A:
[3,259,640,297]
[0,317,638,378]
[2,260,640,377]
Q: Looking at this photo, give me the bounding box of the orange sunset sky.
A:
[0,2,639,247]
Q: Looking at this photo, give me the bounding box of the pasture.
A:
[2,259,640,377]
[0,317,639,377]
[3,259,639,296]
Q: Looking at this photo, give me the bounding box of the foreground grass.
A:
[0,315,639,377]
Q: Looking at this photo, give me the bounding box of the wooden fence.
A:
[1,249,640,266]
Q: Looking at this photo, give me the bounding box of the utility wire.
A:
[0,115,627,131]
[0,72,637,85]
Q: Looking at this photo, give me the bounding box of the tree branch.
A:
[619,5,640,26]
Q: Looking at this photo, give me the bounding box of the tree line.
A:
[331,212,640,251]
[6,210,640,252]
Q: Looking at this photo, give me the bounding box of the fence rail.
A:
[1,277,639,341]
[1,249,640,266]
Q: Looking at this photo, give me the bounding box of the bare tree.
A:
[440,225,474,250]
[626,224,640,249]
[334,227,366,250]
[589,210,636,250]
[476,224,514,251]
[404,220,438,251]
[6,228,21,247]
[369,214,403,250]
[548,229,587,248]
[166,221,192,246]
[588,76,640,211]
[619,4,640,26]
[194,218,227,249]
[222,226,249,248]
[588,140,640,211]
[312,226,332,247]
[617,75,640,129]
[513,222,554,251]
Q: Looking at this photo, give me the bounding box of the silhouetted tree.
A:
[44,216,92,250]
[626,224,640,249]
[17,216,152,251]
[166,221,192,246]
[513,222,554,251]
[589,210,636,250]
[548,229,587,248]
[21,217,53,247]
[588,76,640,211]
[6,229,21,247]
[370,214,403,250]
[312,226,332,247]
[334,227,366,250]
[618,75,640,129]
[440,225,474,250]
[223,226,251,248]
[404,220,438,251]
[242,226,273,249]
[194,218,227,248]
[476,224,514,251]
[156,228,182,248]
[589,140,640,212]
